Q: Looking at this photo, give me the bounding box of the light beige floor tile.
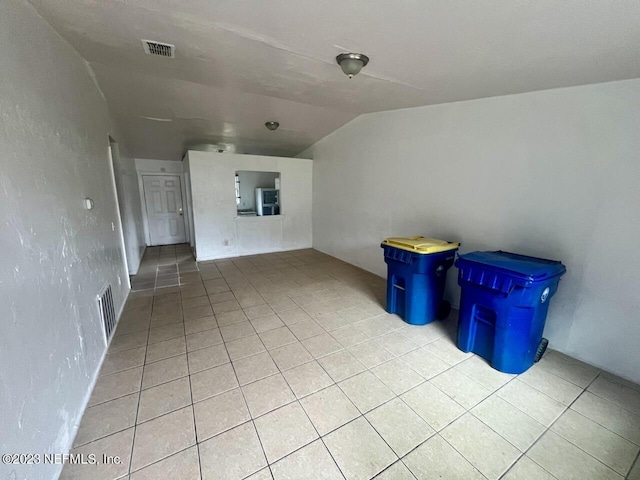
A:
[148,323,185,345]
[422,337,472,365]
[404,435,484,480]
[184,316,218,335]
[277,307,314,326]
[377,331,420,356]
[60,428,134,480]
[190,363,238,402]
[399,346,450,379]
[374,461,415,480]
[338,371,395,414]
[330,325,371,348]
[150,311,183,328]
[130,407,196,472]
[348,339,394,369]
[453,355,515,391]
[142,354,188,389]
[185,328,223,352]
[371,358,425,395]
[289,319,326,341]
[571,391,640,445]
[519,366,583,405]
[300,385,360,436]
[270,342,313,370]
[242,374,296,418]
[301,333,343,358]
[198,422,267,480]
[109,331,148,353]
[244,304,275,319]
[551,409,639,475]
[397,322,447,346]
[498,379,566,426]
[213,299,242,315]
[430,368,492,409]
[629,457,640,480]
[537,350,600,388]
[73,393,138,447]
[187,344,229,374]
[137,377,192,423]
[317,350,367,382]
[233,351,279,386]
[130,446,200,480]
[220,321,257,342]
[324,417,397,480]
[89,366,143,406]
[247,468,273,480]
[145,337,186,363]
[501,456,556,480]
[366,397,434,457]
[259,326,298,350]
[356,314,404,337]
[282,361,334,398]
[216,309,249,326]
[209,291,236,305]
[254,402,319,463]
[184,304,214,321]
[100,346,146,376]
[271,440,344,480]
[181,295,210,309]
[441,413,520,479]
[226,335,266,361]
[471,395,546,451]
[194,388,250,441]
[401,381,465,431]
[588,374,640,416]
[528,431,623,480]
[250,314,285,333]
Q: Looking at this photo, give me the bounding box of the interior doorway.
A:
[107,137,131,286]
[142,174,187,246]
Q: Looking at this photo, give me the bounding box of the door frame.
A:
[107,137,131,287]
[137,171,190,246]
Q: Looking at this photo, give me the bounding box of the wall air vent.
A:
[98,284,116,343]
[142,39,175,58]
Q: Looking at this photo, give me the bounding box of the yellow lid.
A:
[381,236,460,254]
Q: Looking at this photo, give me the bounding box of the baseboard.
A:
[196,245,312,262]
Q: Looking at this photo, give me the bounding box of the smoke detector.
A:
[142,40,175,58]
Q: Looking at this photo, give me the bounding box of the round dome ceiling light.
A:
[336,53,370,79]
[265,121,280,131]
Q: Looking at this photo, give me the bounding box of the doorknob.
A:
[179,207,183,216]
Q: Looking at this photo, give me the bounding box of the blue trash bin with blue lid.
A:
[456,251,566,373]
[381,236,460,325]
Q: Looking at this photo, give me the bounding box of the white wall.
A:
[301,79,640,383]
[111,143,145,274]
[187,151,312,260]
[0,2,132,479]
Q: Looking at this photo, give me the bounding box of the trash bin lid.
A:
[457,251,566,282]
[381,236,460,254]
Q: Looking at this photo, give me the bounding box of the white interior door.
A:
[143,175,186,245]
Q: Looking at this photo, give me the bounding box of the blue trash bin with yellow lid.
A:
[381,236,460,325]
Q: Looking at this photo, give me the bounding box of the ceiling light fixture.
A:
[336,53,369,78]
[265,121,280,131]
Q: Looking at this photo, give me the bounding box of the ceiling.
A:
[30,0,640,160]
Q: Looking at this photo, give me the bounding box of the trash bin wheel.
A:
[534,338,549,363]
[437,300,451,320]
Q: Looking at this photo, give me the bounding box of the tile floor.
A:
[62,245,640,480]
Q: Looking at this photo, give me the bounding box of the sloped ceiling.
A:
[30,0,640,159]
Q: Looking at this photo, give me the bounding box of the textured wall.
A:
[301,79,640,383]
[0,1,131,479]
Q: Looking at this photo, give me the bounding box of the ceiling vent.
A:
[142,39,175,58]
